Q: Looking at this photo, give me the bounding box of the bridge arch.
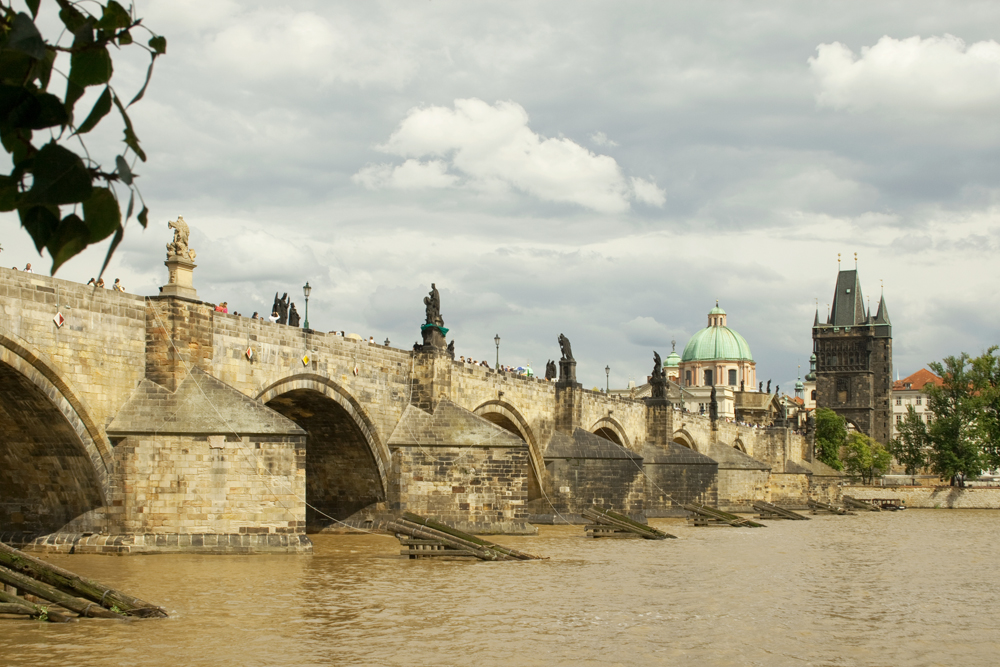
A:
[0,333,110,535]
[256,374,389,531]
[672,428,697,450]
[473,400,544,501]
[591,416,632,450]
[732,437,747,453]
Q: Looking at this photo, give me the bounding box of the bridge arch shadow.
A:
[732,437,747,453]
[0,334,110,536]
[473,400,544,501]
[591,416,632,450]
[257,375,389,532]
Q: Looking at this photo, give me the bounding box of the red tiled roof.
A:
[892,368,943,391]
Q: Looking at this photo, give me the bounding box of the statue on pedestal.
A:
[424,283,443,327]
[166,216,196,261]
[650,351,666,399]
[288,303,301,327]
[558,333,574,361]
[545,360,557,380]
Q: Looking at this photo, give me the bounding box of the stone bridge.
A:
[0,267,840,553]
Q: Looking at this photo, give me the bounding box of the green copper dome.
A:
[665,351,681,367]
[681,325,754,362]
[709,305,726,315]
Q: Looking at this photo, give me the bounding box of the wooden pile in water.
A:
[842,495,882,512]
[753,501,810,520]
[582,507,675,539]
[683,504,766,528]
[0,542,167,622]
[807,499,855,515]
[387,513,545,561]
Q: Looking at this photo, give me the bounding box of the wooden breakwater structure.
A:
[683,504,766,528]
[0,542,167,622]
[582,507,675,539]
[388,513,545,561]
[843,496,882,512]
[807,499,855,515]
[753,501,810,520]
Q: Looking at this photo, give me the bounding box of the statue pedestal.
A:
[419,323,451,355]
[558,359,576,384]
[160,256,197,299]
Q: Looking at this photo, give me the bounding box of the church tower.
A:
[812,267,893,444]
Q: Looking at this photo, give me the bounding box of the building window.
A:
[916,397,922,406]
[896,415,902,423]
[685,370,691,387]
[729,369,737,386]
[837,377,849,403]
[704,369,713,386]
[811,390,816,400]
[896,397,902,405]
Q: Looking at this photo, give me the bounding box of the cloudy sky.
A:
[3,1,999,391]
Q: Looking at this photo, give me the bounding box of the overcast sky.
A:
[3,1,999,391]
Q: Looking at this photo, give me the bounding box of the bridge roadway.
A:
[0,267,835,553]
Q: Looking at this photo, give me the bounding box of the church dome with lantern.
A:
[678,302,757,390]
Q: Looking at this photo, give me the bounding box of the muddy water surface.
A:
[2,510,998,666]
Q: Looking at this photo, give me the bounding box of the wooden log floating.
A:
[807,499,855,515]
[752,501,811,520]
[683,504,766,528]
[581,507,675,539]
[0,541,167,620]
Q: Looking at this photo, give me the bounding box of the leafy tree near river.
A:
[1,0,164,274]
[887,405,928,478]
[814,407,845,471]
[924,347,1000,485]
[842,432,891,485]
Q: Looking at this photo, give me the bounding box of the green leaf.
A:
[18,204,60,253]
[137,204,148,228]
[7,13,46,60]
[64,79,85,123]
[24,142,93,206]
[27,92,68,129]
[115,155,132,185]
[118,30,132,46]
[1,126,34,167]
[98,224,125,281]
[97,1,131,31]
[148,35,167,55]
[112,93,145,161]
[26,0,40,19]
[47,213,90,274]
[74,86,112,134]
[128,54,157,107]
[125,189,134,219]
[0,175,18,212]
[69,47,113,87]
[0,48,35,83]
[0,87,64,130]
[58,6,88,34]
[82,187,120,242]
[30,48,56,91]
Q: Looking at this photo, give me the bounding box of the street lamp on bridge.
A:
[605,365,610,393]
[494,334,500,369]
[302,282,311,329]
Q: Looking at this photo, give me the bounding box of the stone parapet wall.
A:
[843,485,1000,509]
[6,531,312,554]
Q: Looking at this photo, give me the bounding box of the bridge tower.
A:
[812,267,892,443]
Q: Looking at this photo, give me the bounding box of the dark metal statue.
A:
[650,351,666,399]
[709,385,718,422]
[288,303,301,327]
[446,340,455,355]
[272,292,290,325]
[759,381,763,392]
[766,380,771,394]
[558,333,574,361]
[545,360,557,380]
[740,380,745,392]
[423,283,443,326]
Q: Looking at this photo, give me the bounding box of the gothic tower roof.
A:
[828,269,867,326]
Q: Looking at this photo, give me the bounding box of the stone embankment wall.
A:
[843,485,1000,509]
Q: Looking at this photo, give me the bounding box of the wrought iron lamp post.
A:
[605,365,610,393]
[302,282,311,329]
[494,334,500,369]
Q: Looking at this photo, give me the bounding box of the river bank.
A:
[842,484,1000,508]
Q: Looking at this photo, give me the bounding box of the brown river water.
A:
[2,510,998,666]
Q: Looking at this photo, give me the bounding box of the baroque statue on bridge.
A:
[424,283,443,327]
[558,333,574,362]
[545,360,557,380]
[650,351,666,399]
[166,216,196,261]
[288,303,301,327]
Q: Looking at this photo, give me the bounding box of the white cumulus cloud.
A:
[809,34,1000,113]
[355,98,664,213]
